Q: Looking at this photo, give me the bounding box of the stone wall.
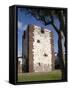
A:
[22,25,55,72]
[32,25,54,72]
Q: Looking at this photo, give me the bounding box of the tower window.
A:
[37,40,40,43]
[41,29,44,33]
[38,63,41,66]
[44,53,48,57]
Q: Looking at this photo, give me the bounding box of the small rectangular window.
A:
[41,29,44,33]
[44,53,48,57]
[37,40,40,43]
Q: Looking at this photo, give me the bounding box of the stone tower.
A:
[22,25,55,72]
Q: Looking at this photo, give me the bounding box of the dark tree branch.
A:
[51,23,59,33]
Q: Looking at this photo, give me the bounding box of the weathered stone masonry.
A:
[22,25,55,72]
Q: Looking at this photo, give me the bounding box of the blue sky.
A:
[18,8,60,57]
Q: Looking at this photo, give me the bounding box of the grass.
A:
[17,70,62,82]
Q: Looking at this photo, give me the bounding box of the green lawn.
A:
[17,70,62,82]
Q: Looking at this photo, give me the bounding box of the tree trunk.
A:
[57,31,65,80]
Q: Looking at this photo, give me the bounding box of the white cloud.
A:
[18,21,23,30]
[18,21,27,31]
[22,25,27,30]
[18,48,22,57]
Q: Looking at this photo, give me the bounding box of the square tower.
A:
[22,25,55,72]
